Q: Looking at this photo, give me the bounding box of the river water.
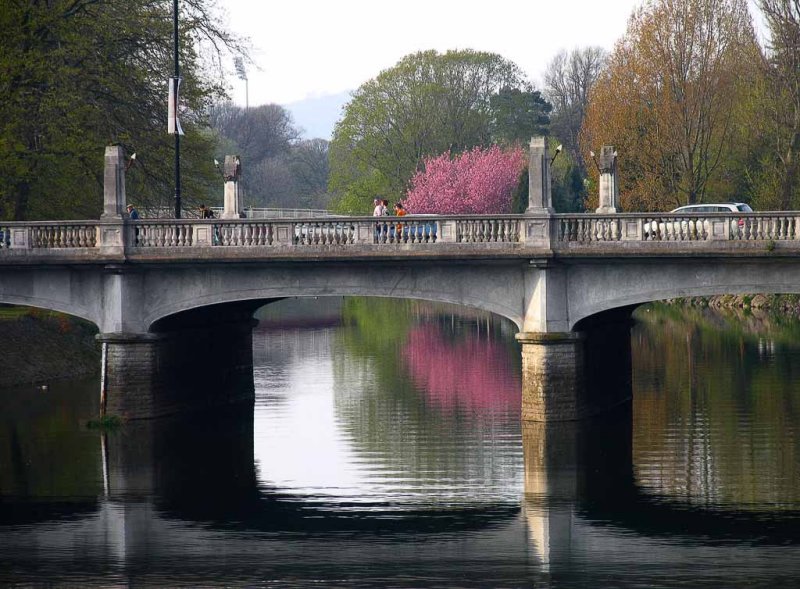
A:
[1,298,799,587]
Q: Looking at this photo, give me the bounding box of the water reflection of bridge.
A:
[2,407,798,586]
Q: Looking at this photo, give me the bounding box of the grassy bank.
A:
[0,306,100,386]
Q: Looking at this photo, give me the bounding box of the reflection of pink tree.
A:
[401,324,520,415]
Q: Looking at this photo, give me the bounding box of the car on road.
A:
[645,202,753,240]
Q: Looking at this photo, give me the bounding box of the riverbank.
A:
[0,307,99,386]
[665,293,800,314]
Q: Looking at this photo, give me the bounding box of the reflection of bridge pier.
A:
[522,409,633,573]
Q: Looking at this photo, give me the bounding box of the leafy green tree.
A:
[489,87,551,145]
[0,0,239,220]
[328,49,530,213]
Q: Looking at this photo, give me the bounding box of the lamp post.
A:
[234,57,248,109]
[173,0,181,218]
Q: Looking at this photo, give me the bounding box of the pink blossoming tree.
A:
[404,145,526,214]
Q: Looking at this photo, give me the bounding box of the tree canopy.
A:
[0,0,238,220]
[405,145,526,214]
[580,0,759,211]
[328,49,541,213]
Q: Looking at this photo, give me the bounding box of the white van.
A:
[646,202,753,240]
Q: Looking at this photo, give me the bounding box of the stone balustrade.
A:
[4,212,800,253]
[0,222,98,249]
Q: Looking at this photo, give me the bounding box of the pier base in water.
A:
[97,319,255,420]
[517,325,632,422]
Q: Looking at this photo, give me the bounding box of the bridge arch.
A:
[565,258,800,330]
[137,262,528,333]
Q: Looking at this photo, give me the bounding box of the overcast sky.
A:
[215,0,766,110]
[217,0,645,107]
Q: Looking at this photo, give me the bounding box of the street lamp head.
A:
[550,144,563,165]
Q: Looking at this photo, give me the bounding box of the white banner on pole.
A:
[168,77,184,136]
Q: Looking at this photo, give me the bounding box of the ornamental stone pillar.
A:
[595,145,619,214]
[524,137,555,248]
[222,155,242,219]
[102,145,126,220]
[98,145,128,255]
[527,137,554,214]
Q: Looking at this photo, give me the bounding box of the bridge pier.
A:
[516,332,586,421]
[516,322,633,422]
[98,313,256,420]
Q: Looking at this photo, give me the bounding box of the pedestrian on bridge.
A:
[374,198,387,242]
[126,204,139,220]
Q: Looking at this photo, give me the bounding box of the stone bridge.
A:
[2,143,800,421]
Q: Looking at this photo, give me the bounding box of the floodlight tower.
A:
[234,57,248,109]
